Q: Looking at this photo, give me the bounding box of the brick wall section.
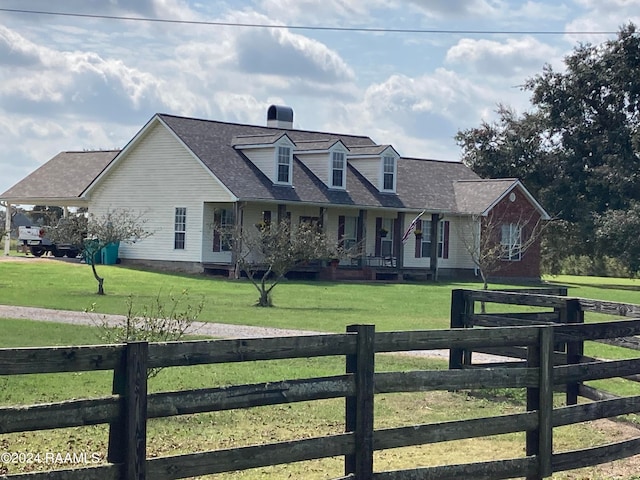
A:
[483,186,543,279]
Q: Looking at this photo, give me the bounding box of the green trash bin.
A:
[101,241,120,265]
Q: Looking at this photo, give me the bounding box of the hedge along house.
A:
[3,106,550,280]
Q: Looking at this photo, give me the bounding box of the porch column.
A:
[318,207,326,231]
[357,209,366,267]
[230,202,243,279]
[430,213,440,280]
[3,203,12,255]
[395,212,404,269]
[277,204,287,224]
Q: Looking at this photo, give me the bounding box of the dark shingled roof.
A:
[293,139,344,151]
[397,158,481,212]
[157,114,481,211]
[349,145,393,156]
[0,150,118,205]
[453,179,519,215]
[3,114,493,214]
[231,132,287,146]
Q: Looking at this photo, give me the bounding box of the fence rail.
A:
[451,287,640,406]
[2,294,640,478]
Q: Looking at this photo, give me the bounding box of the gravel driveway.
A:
[0,304,509,363]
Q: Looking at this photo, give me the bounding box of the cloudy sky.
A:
[1,0,638,197]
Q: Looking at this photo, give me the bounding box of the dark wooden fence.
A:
[2,300,640,479]
[450,287,640,405]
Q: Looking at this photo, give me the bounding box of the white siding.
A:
[242,147,275,182]
[323,208,360,243]
[348,158,380,189]
[402,228,430,268]
[240,138,295,184]
[239,203,273,263]
[364,211,396,258]
[403,215,477,270]
[297,153,328,186]
[89,122,234,262]
[448,216,478,270]
[201,203,234,264]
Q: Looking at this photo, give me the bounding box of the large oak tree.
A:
[456,24,640,276]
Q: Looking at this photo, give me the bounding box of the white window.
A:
[343,216,357,250]
[277,146,292,183]
[421,220,445,258]
[381,218,394,256]
[382,156,395,191]
[174,207,186,250]
[214,209,234,252]
[331,151,345,188]
[501,223,522,261]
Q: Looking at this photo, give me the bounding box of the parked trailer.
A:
[17,226,80,258]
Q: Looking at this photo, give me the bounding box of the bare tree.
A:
[226,219,348,307]
[457,207,547,292]
[48,209,152,295]
[88,290,204,377]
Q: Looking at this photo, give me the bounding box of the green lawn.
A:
[0,259,484,332]
[2,259,637,334]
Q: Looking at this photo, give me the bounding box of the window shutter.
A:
[375,217,382,256]
[443,220,450,259]
[213,210,221,252]
[263,210,271,225]
[338,215,345,243]
[415,220,422,258]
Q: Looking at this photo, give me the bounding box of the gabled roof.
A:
[398,158,481,212]
[0,150,118,206]
[155,114,483,211]
[454,178,551,219]
[293,139,346,152]
[231,132,291,147]
[4,113,546,217]
[348,145,398,156]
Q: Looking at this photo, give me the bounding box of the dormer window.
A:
[277,146,292,184]
[331,151,345,188]
[382,155,396,191]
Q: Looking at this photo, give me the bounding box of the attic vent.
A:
[267,105,294,129]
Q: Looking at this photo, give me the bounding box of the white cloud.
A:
[233,27,355,83]
[0,25,202,124]
[565,0,640,44]
[445,37,558,77]
[0,0,193,18]
[329,69,500,160]
[405,0,501,19]
[513,1,570,21]
[259,0,382,23]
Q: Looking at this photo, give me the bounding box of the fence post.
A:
[345,324,375,479]
[107,342,148,480]
[565,299,584,406]
[526,327,554,480]
[449,289,466,370]
[525,328,541,480]
[538,327,554,478]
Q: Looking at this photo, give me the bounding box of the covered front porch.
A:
[200,201,447,281]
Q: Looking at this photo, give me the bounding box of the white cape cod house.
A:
[1,106,550,281]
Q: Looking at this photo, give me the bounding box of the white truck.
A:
[18,226,80,258]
